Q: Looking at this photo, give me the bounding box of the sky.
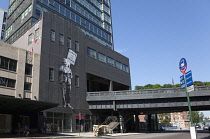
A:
[1,0,210,117]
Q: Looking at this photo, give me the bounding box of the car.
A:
[195,124,201,128]
[203,125,209,130]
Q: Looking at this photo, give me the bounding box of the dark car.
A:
[195,124,201,128]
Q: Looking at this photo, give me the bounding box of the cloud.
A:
[115,48,128,53]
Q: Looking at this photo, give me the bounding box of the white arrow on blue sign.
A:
[180,70,194,89]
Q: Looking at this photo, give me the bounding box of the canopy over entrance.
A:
[0,95,59,114]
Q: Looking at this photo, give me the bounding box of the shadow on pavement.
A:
[0,133,76,138]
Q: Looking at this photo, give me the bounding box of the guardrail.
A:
[87,86,210,97]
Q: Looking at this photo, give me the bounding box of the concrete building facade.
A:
[0,8,7,41]
[5,0,113,49]
[0,12,131,133]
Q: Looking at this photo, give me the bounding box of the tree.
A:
[203,82,210,86]
[163,84,173,88]
[135,86,144,90]
[158,113,171,126]
[194,81,204,86]
[192,111,204,124]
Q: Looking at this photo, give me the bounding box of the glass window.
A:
[49,68,54,81]
[24,82,32,91]
[75,75,79,87]
[67,38,71,49]
[116,61,123,70]
[107,57,115,67]
[0,56,17,72]
[0,77,7,87]
[87,48,96,59]
[50,30,55,42]
[28,33,33,45]
[35,29,39,41]
[75,41,79,52]
[98,53,106,63]
[0,77,16,88]
[25,64,32,75]
[59,34,64,45]
[125,65,129,73]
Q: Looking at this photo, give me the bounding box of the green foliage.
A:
[163,119,171,126]
[192,111,204,124]
[135,81,210,90]
[194,81,204,86]
[163,84,173,88]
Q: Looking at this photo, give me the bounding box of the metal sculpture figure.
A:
[60,49,77,108]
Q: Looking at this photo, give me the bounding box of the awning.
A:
[0,95,59,114]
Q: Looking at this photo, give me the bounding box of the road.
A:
[84,130,210,139]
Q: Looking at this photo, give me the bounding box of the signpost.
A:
[179,58,196,139]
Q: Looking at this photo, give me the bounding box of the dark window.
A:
[28,33,33,45]
[67,38,71,49]
[49,68,54,81]
[0,77,16,88]
[35,29,39,41]
[25,64,32,75]
[75,75,79,87]
[75,41,79,52]
[98,53,106,63]
[59,34,64,45]
[24,82,32,91]
[0,56,17,72]
[107,57,115,67]
[87,48,96,59]
[50,30,55,42]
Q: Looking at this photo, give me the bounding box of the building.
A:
[170,111,190,129]
[5,0,113,49]
[0,8,7,41]
[0,11,131,133]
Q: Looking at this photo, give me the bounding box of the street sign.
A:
[180,75,185,89]
[187,85,195,92]
[186,70,193,87]
[180,70,194,92]
[179,58,187,74]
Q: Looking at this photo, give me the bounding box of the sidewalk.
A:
[0,132,143,139]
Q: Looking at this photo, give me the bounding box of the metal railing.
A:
[87,86,210,97]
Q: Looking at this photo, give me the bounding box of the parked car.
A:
[195,124,201,128]
[203,125,209,130]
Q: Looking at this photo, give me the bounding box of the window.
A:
[35,29,39,41]
[116,61,123,70]
[0,77,16,88]
[107,57,115,67]
[0,56,17,72]
[87,48,96,59]
[24,82,32,91]
[28,33,33,45]
[75,41,79,52]
[49,68,54,81]
[50,30,55,42]
[98,53,106,63]
[75,75,79,87]
[59,34,64,45]
[25,64,32,75]
[67,38,71,49]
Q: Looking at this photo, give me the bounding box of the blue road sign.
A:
[186,70,193,87]
[180,70,194,89]
[180,75,185,89]
[179,58,187,74]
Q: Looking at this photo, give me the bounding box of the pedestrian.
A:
[17,123,21,135]
[23,124,30,136]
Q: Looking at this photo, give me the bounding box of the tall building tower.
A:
[0,8,7,42]
[5,0,113,49]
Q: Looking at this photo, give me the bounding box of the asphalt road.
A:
[85,130,210,139]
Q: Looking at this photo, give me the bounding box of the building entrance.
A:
[0,114,12,133]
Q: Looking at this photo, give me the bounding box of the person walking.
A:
[23,124,30,136]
